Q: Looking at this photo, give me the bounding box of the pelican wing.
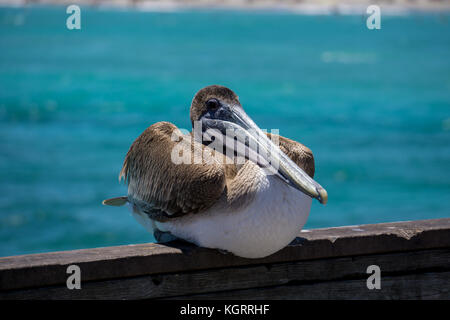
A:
[105,122,315,220]
[266,133,315,178]
[120,122,226,220]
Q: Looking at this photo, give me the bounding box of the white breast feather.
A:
[146,166,312,259]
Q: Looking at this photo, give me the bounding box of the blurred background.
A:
[0,1,449,257]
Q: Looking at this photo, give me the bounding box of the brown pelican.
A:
[103,85,327,258]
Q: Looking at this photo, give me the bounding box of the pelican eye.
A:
[206,98,220,111]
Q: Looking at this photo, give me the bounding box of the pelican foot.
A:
[154,229,178,243]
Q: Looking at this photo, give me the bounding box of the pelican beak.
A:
[200,104,328,205]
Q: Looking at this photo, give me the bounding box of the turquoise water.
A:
[0,6,449,257]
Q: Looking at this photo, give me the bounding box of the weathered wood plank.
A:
[167,271,450,300]
[1,218,449,292]
[2,248,449,300]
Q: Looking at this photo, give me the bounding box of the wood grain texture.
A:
[169,272,450,300]
[1,248,449,300]
[1,218,449,299]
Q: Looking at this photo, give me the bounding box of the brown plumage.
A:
[267,133,315,178]
[190,85,240,126]
[105,85,316,223]
[119,121,226,220]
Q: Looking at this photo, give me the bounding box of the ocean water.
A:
[0,6,449,257]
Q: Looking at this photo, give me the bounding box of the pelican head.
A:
[190,85,328,205]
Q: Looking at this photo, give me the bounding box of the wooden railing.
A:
[1,218,449,299]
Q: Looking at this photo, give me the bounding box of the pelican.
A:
[103,85,327,258]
